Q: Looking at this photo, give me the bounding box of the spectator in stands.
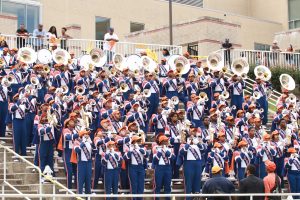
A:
[285,44,293,65]
[0,39,9,55]
[47,26,58,39]
[263,160,281,200]
[16,24,29,49]
[202,166,235,200]
[222,38,233,66]
[162,48,170,59]
[60,27,72,50]
[239,164,265,200]
[270,40,281,66]
[33,24,46,51]
[104,27,119,63]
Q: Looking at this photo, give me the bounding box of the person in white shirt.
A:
[104,28,119,63]
[32,24,46,51]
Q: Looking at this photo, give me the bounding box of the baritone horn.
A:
[231,58,249,77]
[279,74,295,91]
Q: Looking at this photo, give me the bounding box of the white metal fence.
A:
[0,34,182,61]
[219,49,300,69]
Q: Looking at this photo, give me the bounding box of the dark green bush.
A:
[248,65,300,92]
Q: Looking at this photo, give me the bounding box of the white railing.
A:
[0,192,295,199]
[0,142,81,200]
[228,49,300,69]
[0,34,182,61]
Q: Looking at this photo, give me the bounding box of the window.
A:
[254,43,271,51]
[130,22,145,33]
[95,16,110,41]
[288,0,300,29]
[1,0,41,33]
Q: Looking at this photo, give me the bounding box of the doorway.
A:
[95,16,110,41]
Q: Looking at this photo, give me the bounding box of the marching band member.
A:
[143,72,160,118]
[285,148,300,199]
[179,127,206,199]
[0,76,12,136]
[228,74,246,116]
[210,70,228,95]
[124,135,148,200]
[271,130,286,188]
[60,118,79,189]
[74,130,93,194]
[234,141,253,181]
[165,111,181,179]
[187,95,205,128]
[102,141,122,200]
[93,130,105,189]
[9,93,28,156]
[151,106,168,135]
[256,134,276,178]
[253,77,272,125]
[38,114,55,173]
[163,70,179,100]
[205,142,229,176]
[1,48,10,69]
[152,135,174,200]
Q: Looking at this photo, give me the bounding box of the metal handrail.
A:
[0,192,295,198]
[0,143,81,200]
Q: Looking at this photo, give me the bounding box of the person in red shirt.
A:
[263,160,281,200]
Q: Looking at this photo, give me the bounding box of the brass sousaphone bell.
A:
[254,65,271,81]
[231,58,249,78]
[207,53,224,72]
[17,47,37,64]
[90,48,106,67]
[279,74,295,91]
[52,49,71,65]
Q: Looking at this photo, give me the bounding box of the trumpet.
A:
[199,92,209,102]
[120,83,129,93]
[253,91,261,99]
[142,89,151,98]
[76,86,85,96]
[287,93,297,104]
[170,96,179,105]
[7,74,15,84]
[61,85,69,94]
[0,58,5,68]
[30,76,39,86]
[221,66,229,73]
[43,65,50,74]
[220,90,229,100]
[1,77,11,87]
